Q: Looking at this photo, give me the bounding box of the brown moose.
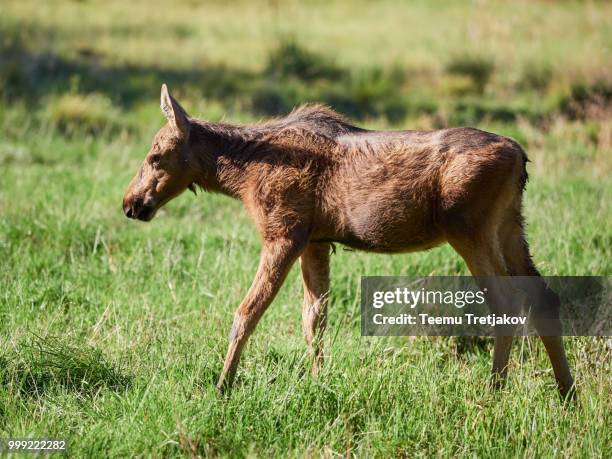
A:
[123,84,574,398]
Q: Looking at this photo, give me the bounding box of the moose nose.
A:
[123,197,153,221]
[123,196,142,219]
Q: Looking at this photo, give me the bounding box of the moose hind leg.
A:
[500,221,575,399]
[447,231,519,387]
[300,243,331,375]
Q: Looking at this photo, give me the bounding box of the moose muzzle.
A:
[123,195,155,221]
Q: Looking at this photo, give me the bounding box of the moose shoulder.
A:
[123,84,574,399]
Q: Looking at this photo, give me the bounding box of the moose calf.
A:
[123,85,574,398]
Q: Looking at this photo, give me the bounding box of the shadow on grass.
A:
[0,335,132,397]
[0,35,251,110]
[1,21,611,128]
[1,33,417,124]
[0,23,421,124]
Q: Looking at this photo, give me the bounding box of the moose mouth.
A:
[124,186,191,222]
[123,199,156,221]
[135,205,156,221]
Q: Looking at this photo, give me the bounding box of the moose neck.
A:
[189,120,263,199]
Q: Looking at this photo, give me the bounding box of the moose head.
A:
[122,84,198,221]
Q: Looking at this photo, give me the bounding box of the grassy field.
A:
[1,0,611,457]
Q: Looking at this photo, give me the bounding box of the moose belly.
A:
[331,194,444,253]
[331,232,444,253]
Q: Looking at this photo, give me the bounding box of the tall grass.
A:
[1,335,131,397]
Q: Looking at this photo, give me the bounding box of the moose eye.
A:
[150,153,162,165]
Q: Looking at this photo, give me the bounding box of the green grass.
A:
[0,0,611,457]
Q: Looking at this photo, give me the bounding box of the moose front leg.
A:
[216,238,304,392]
[300,243,331,375]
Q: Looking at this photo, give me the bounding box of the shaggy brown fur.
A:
[123,85,574,398]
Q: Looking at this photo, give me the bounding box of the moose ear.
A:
[160,84,190,137]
